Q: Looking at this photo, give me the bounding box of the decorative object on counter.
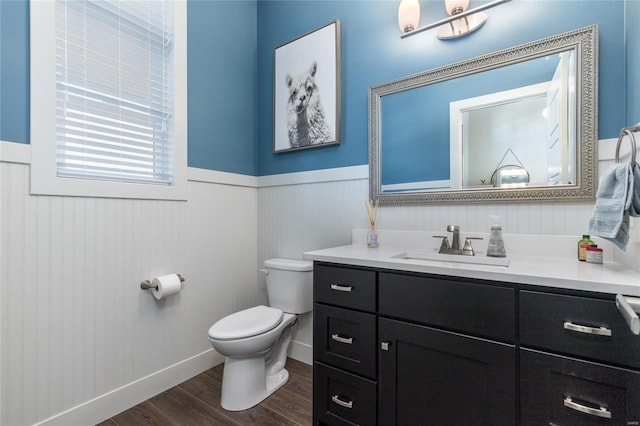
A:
[587,123,640,251]
[140,273,185,300]
[365,200,379,248]
[577,234,595,261]
[273,20,341,153]
[486,215,506,258]
[585,245,603,264]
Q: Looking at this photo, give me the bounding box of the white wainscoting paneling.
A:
[3,135,639,424]
[0,160,258,426]
[257,182,597,358]
[256,139,640,355]
[258,178,370,359]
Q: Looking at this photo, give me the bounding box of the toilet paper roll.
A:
[151,274,182,300]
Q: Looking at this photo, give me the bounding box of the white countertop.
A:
[303,230,640,297]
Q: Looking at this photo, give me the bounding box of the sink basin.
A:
[391,251,510,267]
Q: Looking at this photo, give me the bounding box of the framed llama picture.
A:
[273,20,341,153]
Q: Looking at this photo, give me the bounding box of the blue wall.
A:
[0,1,631,176]
[0,1,29,145]
[626,0,640,125]
[256,0,626,176]
[0,0,258,175]
[187,1,257,175]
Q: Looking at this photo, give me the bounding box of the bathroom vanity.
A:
[305,232,640,425]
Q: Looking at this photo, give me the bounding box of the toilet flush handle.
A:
[259,268,269,275]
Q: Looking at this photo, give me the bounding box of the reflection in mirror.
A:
[369,26,597,204]
[454,50,576,189]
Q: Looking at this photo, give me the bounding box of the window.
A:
[30,0,187,200]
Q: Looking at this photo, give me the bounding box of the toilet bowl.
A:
[208,258,313,411]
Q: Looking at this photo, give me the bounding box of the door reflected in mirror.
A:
[455,49,576,190]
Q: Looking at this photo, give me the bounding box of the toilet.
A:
[207,258,313,411]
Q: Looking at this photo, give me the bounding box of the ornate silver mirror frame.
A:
[369,25,598,204]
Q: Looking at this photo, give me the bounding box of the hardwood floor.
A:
[98,358,312,426]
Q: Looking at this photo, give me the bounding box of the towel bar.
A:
[614,123,639,167]
[616,294,640,335]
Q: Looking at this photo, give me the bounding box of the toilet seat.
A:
[208,305,283,340]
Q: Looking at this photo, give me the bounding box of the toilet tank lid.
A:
[264,258,313,271]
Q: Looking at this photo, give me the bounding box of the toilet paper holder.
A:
[140,274,186,290]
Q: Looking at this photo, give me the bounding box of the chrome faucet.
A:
[447,225,461,254]
[433,225,483,256]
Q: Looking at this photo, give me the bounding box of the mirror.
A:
[369,25,598,204]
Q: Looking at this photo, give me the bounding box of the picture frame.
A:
[273,20,341,153]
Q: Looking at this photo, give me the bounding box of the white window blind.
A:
[55,0,175,185]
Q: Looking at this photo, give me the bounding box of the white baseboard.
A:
[35,349,224,426]
[288,340,312,366]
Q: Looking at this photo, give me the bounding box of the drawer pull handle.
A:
[331,334,354,344]
[330,284,353,292]
[331,394,353,409]
[564,397,611,419]
[616,294,640,335]
[563,321,611,336]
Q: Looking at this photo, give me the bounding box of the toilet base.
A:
[220,356,290,411]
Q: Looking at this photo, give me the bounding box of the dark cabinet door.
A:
[521,348,640,426]
[378,317,516,426]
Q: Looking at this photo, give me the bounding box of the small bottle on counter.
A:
[487,215,506,258]
[585,245,603,264]
[577,234,594,261]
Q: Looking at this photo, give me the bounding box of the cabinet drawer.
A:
[521,349,640,426]
[379,272,515,342]
[314,264,376,312]
[520,291,640,368]
[313,362,377,426]
[314,303,377,379]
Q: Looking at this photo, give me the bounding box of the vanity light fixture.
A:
[399,0,511,40]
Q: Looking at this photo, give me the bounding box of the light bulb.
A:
[398,0,421,33]
[444,0,469,15]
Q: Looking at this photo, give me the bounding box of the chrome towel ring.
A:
[615,123,639,168]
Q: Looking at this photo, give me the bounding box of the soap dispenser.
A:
[487,215,507,258]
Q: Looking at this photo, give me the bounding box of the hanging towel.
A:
[587,163,634,250]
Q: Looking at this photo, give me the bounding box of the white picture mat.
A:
[274,22,338,152]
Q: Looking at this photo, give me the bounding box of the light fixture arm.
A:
[400,0,511,39]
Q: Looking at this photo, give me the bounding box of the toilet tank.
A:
[263,258,313,314]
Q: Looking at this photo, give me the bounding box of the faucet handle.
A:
[462,237,483,256]
[433,235,450,254]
